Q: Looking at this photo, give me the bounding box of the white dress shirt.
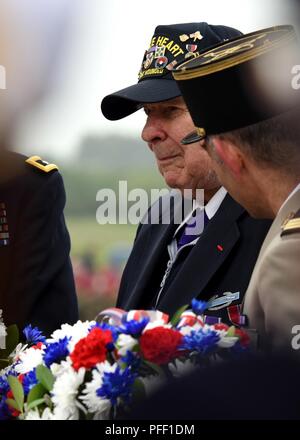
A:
[155,187,227,307]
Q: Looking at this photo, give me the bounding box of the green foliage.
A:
[142,360,164,377]
[27,383,47,405]
[227,326,237,337]
[36,365,55,392]
[132,378,146,402]
[26,398,46,412]
[6,398,21,412]
[7,375,24,412]
[170,304,189,326]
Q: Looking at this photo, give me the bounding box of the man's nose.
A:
[141,116,167,148]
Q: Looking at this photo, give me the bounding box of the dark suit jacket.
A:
[117,191,272,323]
[0,152,78,336]
[129,352,300,420]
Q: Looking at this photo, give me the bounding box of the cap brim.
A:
[101,79,181,121]
[181,130,204,145]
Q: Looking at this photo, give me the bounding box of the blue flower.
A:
[0,398,11,420]
[121,351,141,372]
[191,299,207,315]
[182,328,220,354]
[96,366,136,406]
[230,341,249,356]
[0,375,9,396]
[43,337,69,367]
[0,375,12,420]
[22,369,38,395]
[119,317,150,336]
[23,325,46,345]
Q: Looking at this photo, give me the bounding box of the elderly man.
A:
[173,25,300,350]
[101,23,271,324]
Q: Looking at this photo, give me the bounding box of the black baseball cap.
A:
[172,25,300,145]
[101,22,242,120]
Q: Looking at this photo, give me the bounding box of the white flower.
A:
[51,363,85,420]
[140,374,166,397]
[15,346,44,374]
[168,359,196,378]
[217,335,239,348]
[47,320,94,352]
[8,343,28,363]
[79,361,114,418]
[50,359,73,378]
[116,334,137,357]
[143,320,172,332]
[179,323,203,336]
[25,407,55,420]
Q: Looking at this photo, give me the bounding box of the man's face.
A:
[141,97,220,196]
[206,136,273,218]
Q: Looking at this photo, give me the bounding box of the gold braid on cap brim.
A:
[173,26,295,80]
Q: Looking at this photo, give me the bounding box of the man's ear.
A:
[212,137,244,178]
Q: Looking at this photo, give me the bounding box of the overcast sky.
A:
[10,0,295,159]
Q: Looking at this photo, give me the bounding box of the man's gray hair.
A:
[213,110,300,176]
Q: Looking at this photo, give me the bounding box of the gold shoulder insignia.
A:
[25,155,58,173]
[281,209,300,236]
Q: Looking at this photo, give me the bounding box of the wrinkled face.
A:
[141,97,220,196]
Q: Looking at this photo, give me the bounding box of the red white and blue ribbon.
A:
[96,307,169,326]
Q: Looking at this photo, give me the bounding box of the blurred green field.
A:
[66,216,136,265]
[66,216,138,319]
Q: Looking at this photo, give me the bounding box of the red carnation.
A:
[214,323,229,332]
[32,342,44,350]
[140,327,183,365]
[235,328,250,347]
[70,327,113,371]
[6,390,20,418]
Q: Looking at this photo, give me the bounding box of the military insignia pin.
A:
[143,52,154,69]
[166,59,178,71]
[179,34,189,42]
[154,46,166,58]
[0,202,9,246]
[155,56,168,69]
[190,31,203,42]
[186,44,198,53]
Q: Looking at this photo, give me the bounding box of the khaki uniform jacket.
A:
[243,188,300,351]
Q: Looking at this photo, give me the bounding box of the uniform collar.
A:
[278,182,300,215]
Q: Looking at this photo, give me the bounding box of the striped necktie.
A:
[177,208,209,249]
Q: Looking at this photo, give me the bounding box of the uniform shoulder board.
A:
[281,209,300,237]
[25,155,59,173]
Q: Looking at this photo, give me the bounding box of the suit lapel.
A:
[158,194,244,315]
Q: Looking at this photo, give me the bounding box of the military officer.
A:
[0,150,78,336]
[173,25,300,351]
